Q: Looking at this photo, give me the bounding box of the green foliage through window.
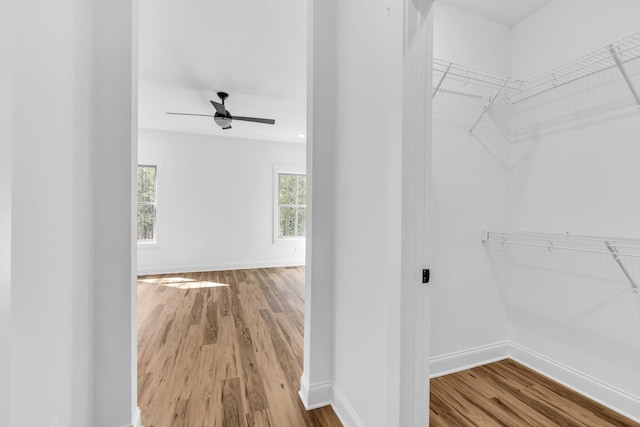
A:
[137,165,157,241]
[278,173,306,238]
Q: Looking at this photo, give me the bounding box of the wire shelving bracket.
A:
[482,230,640,294]
[433,31,640,133]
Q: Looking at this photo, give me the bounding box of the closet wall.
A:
[506,0,640,410]
[430,2,511,369]
[432,0,640,419]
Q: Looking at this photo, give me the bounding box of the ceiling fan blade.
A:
[222,125,232,130]
[231,115,275,125]
[210,101,227,115]
[166,112,215,117]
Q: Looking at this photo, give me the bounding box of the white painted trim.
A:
[133,407,142,427]
[272,163,307,244]
[332,384,366,427]
[116,407,142,427]
[298,375,333,410]
[136,163,162,248]
[398,1,434,426]
[510,342,640,423]
[429,341,510,378]
[137,260,305,276]
[429,342,640,423]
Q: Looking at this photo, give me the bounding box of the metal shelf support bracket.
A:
[433,62,452,98]
[609,45,640,106]
[469,80,508,135]
[604,241,639,293]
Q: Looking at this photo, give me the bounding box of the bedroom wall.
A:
[137,128,306,274]
[429,2,511,364]
[503,0,640,417]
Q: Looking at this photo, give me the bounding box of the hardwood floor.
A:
[430,358,640,427]
[137,267,342,427]
[139,267,639,426]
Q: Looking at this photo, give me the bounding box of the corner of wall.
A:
[429,341,640,423]
[298,377,367,427]
[331,384,366,427]
[430,341,511,378]
[298,375,333,410]
[510,343,640,424]
[132,407,142,427]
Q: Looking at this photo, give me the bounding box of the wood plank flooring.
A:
[137,267,342,427]
[139,267,639,426]
[431,358,640,427]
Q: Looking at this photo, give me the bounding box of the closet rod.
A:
[438,88,483,99]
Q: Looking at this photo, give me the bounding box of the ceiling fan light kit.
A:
[166,91,276,130]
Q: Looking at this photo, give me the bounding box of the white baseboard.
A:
[429,341,640,423]
[119,407,141,427]
[137,260,305,276]
[332,384,366,427]
[510,342,640,423]
[430,341,510,378]
[298,376,365,427]
[298,375,333,410]
[133,407,142,427]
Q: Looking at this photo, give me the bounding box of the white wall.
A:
[137,129,306,274]
[7,1,136,426]
[430,0,640,418]
[0,0,12,423]
[93,1,137,425]
[306,2,432,425]
[504,0,640,416]
[430,2,511,360]
[10,1,96,425]
[330,0,406,425]
[300,0,336,411]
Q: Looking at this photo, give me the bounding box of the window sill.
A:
[275,237,306,245]
[137,241,159,249]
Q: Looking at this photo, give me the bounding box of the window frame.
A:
[273,164,306,244]
[137,164,160,247]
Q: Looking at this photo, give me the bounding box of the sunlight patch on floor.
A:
[138,276,230,289]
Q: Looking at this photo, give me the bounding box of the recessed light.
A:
[297,134,306,138]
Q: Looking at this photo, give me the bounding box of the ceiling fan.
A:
[166,91,276,130]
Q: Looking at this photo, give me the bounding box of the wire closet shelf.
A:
[482,230,640,293]
[432,31,640,106]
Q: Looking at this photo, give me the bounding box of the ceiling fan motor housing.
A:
[167,91,274,130]
[214,113,232,128]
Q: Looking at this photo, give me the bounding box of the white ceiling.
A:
[138,0,554,143]
[138,0,307,144]
[436,0,555,27]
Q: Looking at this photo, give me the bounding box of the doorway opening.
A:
[134,0,317,424]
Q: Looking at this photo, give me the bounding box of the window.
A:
[277,172,306,239]
[137,165,157,243]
